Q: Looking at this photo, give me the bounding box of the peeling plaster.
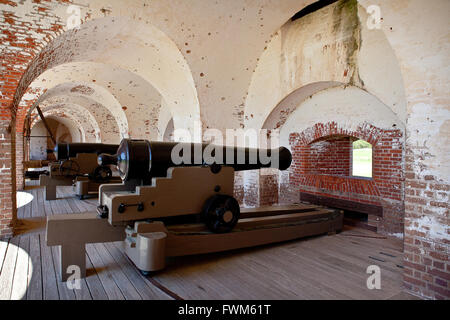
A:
[279,85,404,148]
[407,103,450,182]
[27,81,128,140]
[245,0,406,131]
[409,215,449,243]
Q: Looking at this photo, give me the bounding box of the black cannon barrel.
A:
[98,139,292,181]
[54,143,120,161]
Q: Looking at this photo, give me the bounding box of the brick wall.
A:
[243,170,260,207]
[403,147,450,299]
[15,133,23,191]
[0,0,66,238]
[304,136,352,176]
[0,118,14,239]
[233,171,244,205]
[283,122,404,234]
[259,171,279,206]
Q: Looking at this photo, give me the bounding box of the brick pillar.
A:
[403,146,450,299]
[279,134,303,205]
[243,170,260,207]
[259,169,279,206]
[234,171,244,205]
[16,133,24,191]
[372,130,404,234]
[241,129,282,207]
[279,169,297,204]
[0,118,15,239]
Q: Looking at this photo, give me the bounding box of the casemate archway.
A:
[15,16,201,138]
[30,103,101,143]
[20,62,173,141]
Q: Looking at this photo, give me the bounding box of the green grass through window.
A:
[352,146,372,178]
[352,140,372,178]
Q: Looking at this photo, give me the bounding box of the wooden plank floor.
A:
[0,180,417,300]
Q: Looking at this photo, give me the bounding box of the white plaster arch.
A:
[33,94,121,144]
[279,85,405,148]
[163,119,175,142]
[18,16,200,137]
[28,81,128,139]
[46,116,82,143]
[262,81,342,130]
[22,62,167,139]
[244,1,406,132]
[31,104,101,143]
[30,115,83,145]
[157,98,174,141]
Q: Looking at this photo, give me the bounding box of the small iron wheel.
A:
[202,194,240,233]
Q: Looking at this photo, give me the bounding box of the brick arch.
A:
[22,86,124,144]
[285,120,404,234]
[252,84,405,216]
[290,121,387,147]
[3,13,201,229]
[34,94,120,144]
[10,15,200,135]
[16,61,170,141]
[309,134,371,145]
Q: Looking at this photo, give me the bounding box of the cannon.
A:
[23,160,50,181]
[46,139,343,280]
[54,143,120,161]
[39,142,122,200]
[96,139,292,231]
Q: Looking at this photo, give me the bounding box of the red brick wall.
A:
[403,233,450,299]
[0,118,14,239]
[0,0,67,238]
[283,122,404,234]
[402,146,450,299]
[243,170,260,207]
[303,136,352,176]
[259,172,279,206]
[15,133,24,191]
[233,171,244,205]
